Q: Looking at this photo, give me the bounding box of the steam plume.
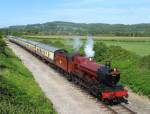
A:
[73,36,82,51]
[84,35,95,57]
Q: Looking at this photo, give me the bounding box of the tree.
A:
[0,31,2,39]
[0,32,6,54]
[94,42,109,62]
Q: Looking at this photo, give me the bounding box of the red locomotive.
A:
[9,36,128,104]
[54,51,128,104]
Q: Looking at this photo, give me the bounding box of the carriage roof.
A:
[16,37,60,52]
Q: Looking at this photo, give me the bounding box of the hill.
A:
[1,21,150,36]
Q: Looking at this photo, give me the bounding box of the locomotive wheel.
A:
[67,73,72,81]
[90,86,99,97]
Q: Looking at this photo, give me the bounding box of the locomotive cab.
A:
[96,62,128,102]
[96,65,120,87]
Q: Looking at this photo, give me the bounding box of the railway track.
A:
[105,104,137,114]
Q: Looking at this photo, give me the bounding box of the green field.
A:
[0,39,56,114]
[24,35,150,41]
[99,41,150,56]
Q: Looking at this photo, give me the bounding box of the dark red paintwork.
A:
[72,56,101,81]
[54,51,68,71]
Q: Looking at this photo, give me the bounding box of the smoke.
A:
[73,36,82,51]
[84,35,95,57]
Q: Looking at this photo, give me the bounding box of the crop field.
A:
[24,35,150,98]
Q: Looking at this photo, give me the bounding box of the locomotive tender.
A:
[8,36,128,104]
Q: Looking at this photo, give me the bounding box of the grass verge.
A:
[0,46,57,114]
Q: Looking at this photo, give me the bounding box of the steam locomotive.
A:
[8,36,128,104]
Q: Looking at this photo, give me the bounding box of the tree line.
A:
[1,21,150,36]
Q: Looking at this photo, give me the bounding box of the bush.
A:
[41,39,53,45]
[53,41,64,48]
[0,35,7,55]
[139,55,150,69]
[94,42,109,62]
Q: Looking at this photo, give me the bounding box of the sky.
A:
[0,0,150,27]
